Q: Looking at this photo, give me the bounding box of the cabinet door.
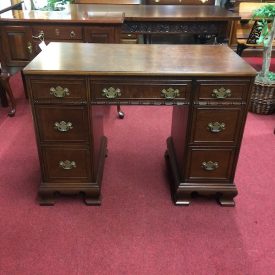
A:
[1,26,34,67]
[84,26,115,43]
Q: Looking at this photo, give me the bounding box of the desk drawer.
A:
[195,80,251,103]
[186,148,235,182]
[41,146,92,182]
[35,106,89,143]
[190,107,243,145]
[91,79,191,103]
[29,77,87,103]
[32,26,83,41]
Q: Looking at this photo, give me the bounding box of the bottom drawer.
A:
[41,146,92,183]
[186,148,236,182]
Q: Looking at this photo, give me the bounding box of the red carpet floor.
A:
[0,61,275,274]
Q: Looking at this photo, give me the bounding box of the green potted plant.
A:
[46,0,73,11]
[250,4,275,114]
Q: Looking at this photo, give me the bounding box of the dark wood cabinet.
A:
[1,26,34,67]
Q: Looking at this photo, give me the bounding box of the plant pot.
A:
[249,81,275,115]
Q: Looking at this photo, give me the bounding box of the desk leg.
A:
[0,72,16,117]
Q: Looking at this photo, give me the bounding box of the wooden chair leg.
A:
[0,72,16,117]
[0,84,9,107]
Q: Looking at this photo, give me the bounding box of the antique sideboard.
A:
[23,42,256,206]
[0,4,240,73]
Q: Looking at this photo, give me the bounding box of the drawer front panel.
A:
[186,148,235,182]
[91,79,191,103]
[41,146,92,182]
[30,77,87,102]
[35,106,89,143]
[190,107,243,144]
[196,80,251,102]
[32,26,83,41]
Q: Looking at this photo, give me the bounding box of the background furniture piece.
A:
[231,2,275,56]
[236,2,273,56]
[0,4,239,73]
[23,42,256,206]
[0,69,15,116]
[145,0,215,5]
[0,7,124,116]
[0,1,24,115]
[0,4,239,116]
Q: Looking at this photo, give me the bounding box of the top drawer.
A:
[90,78,191,104]
[29,76,87,103]
[195,80,251,103]
[32,26,83,41]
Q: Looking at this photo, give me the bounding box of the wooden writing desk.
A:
[23,43,256,206]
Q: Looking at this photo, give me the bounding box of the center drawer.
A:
[32,26,83,41]
[90,78,191,103]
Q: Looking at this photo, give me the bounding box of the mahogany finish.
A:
[23,43,256,206]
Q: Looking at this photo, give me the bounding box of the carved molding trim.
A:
[122,21,224,34]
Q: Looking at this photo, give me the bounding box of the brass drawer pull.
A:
[102,87,121,99]
[59,160,76,170]
[50,86,70,98]
[32,31,44,41]
[161,88,180,99]
[207,122,225,133]
[70,31,76,38]
[201,161,219,171]
[54,121,73,132]
[212,87,231,99]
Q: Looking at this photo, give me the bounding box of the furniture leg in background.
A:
[0,71,16,117]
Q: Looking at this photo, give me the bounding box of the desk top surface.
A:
[23,43,256,77]
[0,4,239,23]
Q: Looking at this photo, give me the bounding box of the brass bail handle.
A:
[201,161,219,171]
[59,160,76,170]
[32,31,45,41]
[102,87,121,99]
[207,122,225,133]
[54,121,73,132]
[212,87,231,99]
[161,88,180,99]
[50,86,70,98]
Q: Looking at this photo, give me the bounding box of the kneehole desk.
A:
[23,43,256,206]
